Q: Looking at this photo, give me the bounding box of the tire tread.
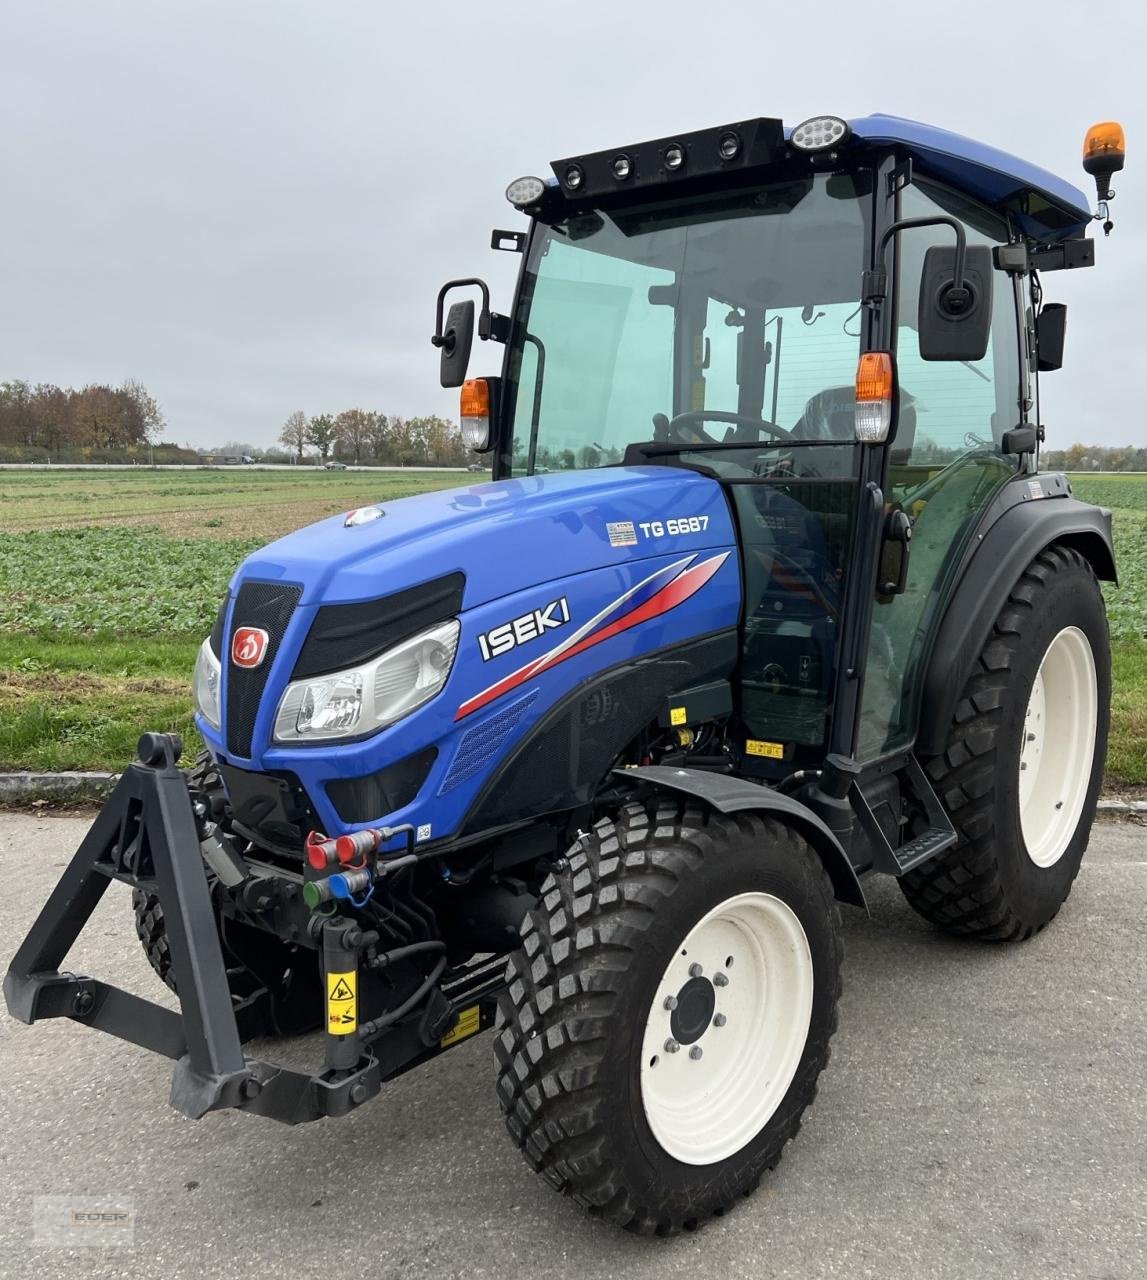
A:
[901,544,1103,940]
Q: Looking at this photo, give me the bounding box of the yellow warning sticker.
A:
[669,706,687,727]
[327,970,357,1036]
[440,1004,481,1048]
[746,739,785,760]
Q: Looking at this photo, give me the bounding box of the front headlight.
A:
[193,637,222,729]
[273,618,460,743]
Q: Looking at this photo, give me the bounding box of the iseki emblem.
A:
[231,626,270,668]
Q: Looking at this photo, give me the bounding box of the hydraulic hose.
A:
[357,954,448,1039]
[366,940,447,970]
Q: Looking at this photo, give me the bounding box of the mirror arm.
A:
[862,215,968,307]
[432,278,494,349]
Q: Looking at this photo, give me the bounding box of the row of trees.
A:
[0,379,165,459]
[278,409,470,467]
[1042,444,1147,472]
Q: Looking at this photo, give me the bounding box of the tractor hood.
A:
[233,466,734,609]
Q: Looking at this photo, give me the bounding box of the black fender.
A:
[615,764,866,909]
[916,491,1116,758]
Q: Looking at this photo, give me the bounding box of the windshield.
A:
[505,171,872,474]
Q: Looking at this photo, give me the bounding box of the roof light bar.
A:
[551,118,783,201]
[791,115,851,153]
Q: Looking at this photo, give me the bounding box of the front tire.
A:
[901,544,1110,940]
[494,800,842,1235]
[132,750,225,990]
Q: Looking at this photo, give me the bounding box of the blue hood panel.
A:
[236,467,732,610]
[206,465,744,843]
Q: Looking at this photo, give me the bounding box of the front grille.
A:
[225,581,301,758]
[326,748,438,824]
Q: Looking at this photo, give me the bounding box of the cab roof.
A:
[847,114,1091,242]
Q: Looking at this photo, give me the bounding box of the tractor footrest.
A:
[890,825,957,874]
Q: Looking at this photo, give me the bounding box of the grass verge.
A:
[0,634,202,770]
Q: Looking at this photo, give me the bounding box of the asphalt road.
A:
[1,814,1143,1280]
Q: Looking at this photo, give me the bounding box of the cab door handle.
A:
[877,510,913,597]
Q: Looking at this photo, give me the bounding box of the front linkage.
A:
[3,733,497,1124]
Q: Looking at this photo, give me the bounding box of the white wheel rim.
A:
[1018,625,1097,868]
[639,891,813,1166]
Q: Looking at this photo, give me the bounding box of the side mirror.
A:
[437,300,474,388]
[917,244,993,362]
[1036,303,1067,372]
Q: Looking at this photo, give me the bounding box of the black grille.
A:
[225,581,301,758]
[326,747,438,824]
[292,572,465,679]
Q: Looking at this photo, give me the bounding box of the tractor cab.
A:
[436,113,1116,793]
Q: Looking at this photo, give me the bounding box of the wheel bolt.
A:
[688,963,703,978]
[664,995,678,1011]
[713,972,729,987]
[664,1038,680,1053]
[713,1013,727,1027]
[689,1045,703,1060]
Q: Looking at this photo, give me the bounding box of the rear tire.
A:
[494,799,842,1235]
[901,544,1110,940]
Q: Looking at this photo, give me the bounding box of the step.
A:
[892,825,958,875]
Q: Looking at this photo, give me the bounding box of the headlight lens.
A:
[273,618,460,743]
[193,637,222,729]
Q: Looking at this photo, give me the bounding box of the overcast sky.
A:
[2,1,1144,449]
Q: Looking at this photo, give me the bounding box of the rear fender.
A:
[616,765,866,909]
[916,492,1116,758]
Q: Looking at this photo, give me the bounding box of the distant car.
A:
[467,463,485,473]
[323,460,348,471]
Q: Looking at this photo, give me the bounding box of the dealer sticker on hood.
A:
[606,520,638,548]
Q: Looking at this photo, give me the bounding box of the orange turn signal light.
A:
[460,378,490,419]
[854,352,894,443]
[1083,120,1126,168]
[855,352,893,402]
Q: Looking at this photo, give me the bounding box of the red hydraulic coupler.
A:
[305,831,340,871]
[333,828,387,864]
[308,826,400,873]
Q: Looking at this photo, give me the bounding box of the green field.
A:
[0,467,1143,785]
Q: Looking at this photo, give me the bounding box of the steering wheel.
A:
[662,410,794,445]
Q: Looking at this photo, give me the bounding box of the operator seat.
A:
[792,384,917,463]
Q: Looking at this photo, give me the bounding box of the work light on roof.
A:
[791,115,850,152]
[663,143,685,171]
[717,130,741,161]
[611,153,632,180]
[563,163,584,191]
[505,175,546,208]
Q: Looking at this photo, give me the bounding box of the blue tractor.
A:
[5,114,1126,1232]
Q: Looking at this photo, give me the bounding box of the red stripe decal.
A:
[455,552,729,720]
